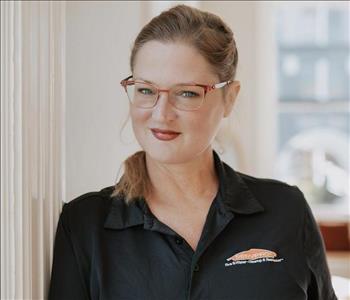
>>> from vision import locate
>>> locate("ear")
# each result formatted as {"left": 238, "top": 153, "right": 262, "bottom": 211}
{"left": 223, "top": 80, "right": 240, "bottom": 118}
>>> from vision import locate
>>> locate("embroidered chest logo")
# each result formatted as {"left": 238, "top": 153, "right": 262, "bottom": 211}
{"left": 225, "top": 248, "right": 284, "bottom": 267}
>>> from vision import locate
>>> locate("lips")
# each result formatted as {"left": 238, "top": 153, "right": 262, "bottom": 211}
{"left": 150, "top": 128, "right": 181, "bottom": 141}
{"left": 151, "top": 128, "right": 180, "bottom": 134}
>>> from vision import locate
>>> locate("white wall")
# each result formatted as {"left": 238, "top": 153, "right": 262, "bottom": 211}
{"left": 66, "top": 1, "right": 145, "bottom": 200}
{"left": 201, "top": 1, "right": 278, "bottom": 176}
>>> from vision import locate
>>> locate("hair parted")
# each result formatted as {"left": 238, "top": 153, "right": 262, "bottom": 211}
{"left": 111, "top": 4, "right": 239, "bottom": 204}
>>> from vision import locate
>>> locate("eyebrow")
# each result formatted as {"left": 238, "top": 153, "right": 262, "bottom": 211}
{"left": 134, "top": 77, "right": 199, "bottom": 86}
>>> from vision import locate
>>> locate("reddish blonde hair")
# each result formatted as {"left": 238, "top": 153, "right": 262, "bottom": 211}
{"left": 111, "top": 4, "right": 238, "bottom": 204}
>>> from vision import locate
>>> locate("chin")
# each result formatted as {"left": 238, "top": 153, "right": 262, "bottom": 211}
{"left": 143, "top": 145, "right": 193, "bottom": 165}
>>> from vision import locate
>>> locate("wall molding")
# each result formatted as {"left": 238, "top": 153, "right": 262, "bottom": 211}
{"left": 1, "top": 1, "right": 66, "bottom": 299}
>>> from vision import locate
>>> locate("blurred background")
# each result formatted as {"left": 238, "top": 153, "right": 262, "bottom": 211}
{"left": 1, "top": 1, "right": 349, "bottom": 299}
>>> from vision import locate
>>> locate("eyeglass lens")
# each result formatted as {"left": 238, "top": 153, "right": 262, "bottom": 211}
{"left": 125, "top": 82, "right": 205, "bottom": 110}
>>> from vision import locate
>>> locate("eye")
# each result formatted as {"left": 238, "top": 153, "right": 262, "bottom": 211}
{"left": 137, "top": 88, "right": 154, "bottom": 95}
{"left": 180, "top": 91, "right": 200, "bottom": 98}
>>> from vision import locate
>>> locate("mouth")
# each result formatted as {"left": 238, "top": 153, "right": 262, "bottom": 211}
{"left": 150, "top": 128, "right": 181, "bottom": 141}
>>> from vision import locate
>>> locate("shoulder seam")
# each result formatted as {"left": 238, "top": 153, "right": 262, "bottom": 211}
{"left": 66, "top": 191, "right": 101, "bottom": 206}
{"left": 65, "top": 186, "right": 114, "bottom": 206}
{"left": 236, "top": 171, "right": 293, "bottom": 187}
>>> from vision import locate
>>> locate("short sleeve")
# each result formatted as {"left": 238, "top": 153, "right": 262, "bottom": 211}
{"left": 48, "top": 203, "right": 90, "bottom": 300}
{"left": 298, "top": 187, "right": 338, "bottom": 300}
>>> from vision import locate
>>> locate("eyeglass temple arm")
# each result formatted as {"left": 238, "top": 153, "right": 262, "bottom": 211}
{"left": 120, "top": 75, "right": 133, "bottom": 86}
{"left": 205, "top": 80, "right": 233, "bottom": 92}
{"left": 213, "top": 80, "right": 233, "bottom": 89}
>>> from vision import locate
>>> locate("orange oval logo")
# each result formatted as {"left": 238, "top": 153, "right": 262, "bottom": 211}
{"left": 226, "top": 248, "right": 277, "bottom": 262}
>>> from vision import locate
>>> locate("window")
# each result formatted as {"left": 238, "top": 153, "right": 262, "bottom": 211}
{"left": 274, "top": 2, "right": 349, "bottom": 219}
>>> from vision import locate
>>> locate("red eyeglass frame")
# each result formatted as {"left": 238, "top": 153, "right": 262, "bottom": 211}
{"left": 120, "top": 75, "right": 234, "bottom": 96}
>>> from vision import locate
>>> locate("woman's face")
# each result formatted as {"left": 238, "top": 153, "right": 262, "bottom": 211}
{"left": 130, "top": 41, "right": 239, "bottom": 164}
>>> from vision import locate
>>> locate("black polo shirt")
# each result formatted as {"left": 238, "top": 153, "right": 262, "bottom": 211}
{"left": 48, "top": 150, "right": 337, "bottom": 300}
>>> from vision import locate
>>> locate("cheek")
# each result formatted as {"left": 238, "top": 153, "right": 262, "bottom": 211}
{"left": 185, "top": 110, "right": 223, "bottom": 143}
{"left": 199, "top": 104, "right": 224, "bottom": 131}
{"left": 130, "top": 108, "right": 150, "bottom": 131}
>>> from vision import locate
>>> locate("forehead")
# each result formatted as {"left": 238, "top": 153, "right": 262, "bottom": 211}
{"left": 133, "top": 41, "right": 218, "bottom": 85}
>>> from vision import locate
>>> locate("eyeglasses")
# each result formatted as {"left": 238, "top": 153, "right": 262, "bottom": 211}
{"left": 120, "top": 75, "right": 234, "bottom": 111}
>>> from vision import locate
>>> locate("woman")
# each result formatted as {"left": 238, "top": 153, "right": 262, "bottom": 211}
{"left": 48, "top": 4, "right": 337, "bottom": 300}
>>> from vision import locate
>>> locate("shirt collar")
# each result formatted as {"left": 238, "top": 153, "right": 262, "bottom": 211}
{"left": 104, "top": 150, "right": 264, "bottom": 230}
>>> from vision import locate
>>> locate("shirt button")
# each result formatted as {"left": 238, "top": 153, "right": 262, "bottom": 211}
{"left": 175, "top": 237, "right": 183, "bottom": 245}
{"left": 194, "top": 264, "right": 199, "bottom": 272}
{"left": 147, "top": 219, "right": 154, "bottom": 227}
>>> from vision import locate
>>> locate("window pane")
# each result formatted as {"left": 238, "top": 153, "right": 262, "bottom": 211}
{"left": 276, "top": 4, "right": 349, "bottom": 102}
{"left": 278, "top": 48, "right": 349, "bottom": 102}
{"left": 275, "top": 3, "right": 349, "bottom": 210}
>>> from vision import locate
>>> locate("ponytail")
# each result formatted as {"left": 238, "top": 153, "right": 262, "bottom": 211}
{"left": 111, "top": 151, "right": 152, "bottom": 204}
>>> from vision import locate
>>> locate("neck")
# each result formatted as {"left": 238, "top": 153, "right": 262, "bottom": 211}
{"left": 145, "top": 147, "right": 219, "bottom": 211}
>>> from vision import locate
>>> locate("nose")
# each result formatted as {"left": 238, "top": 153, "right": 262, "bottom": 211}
{"left": 151, "top": 91, "right": 177, "bottom": 122}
